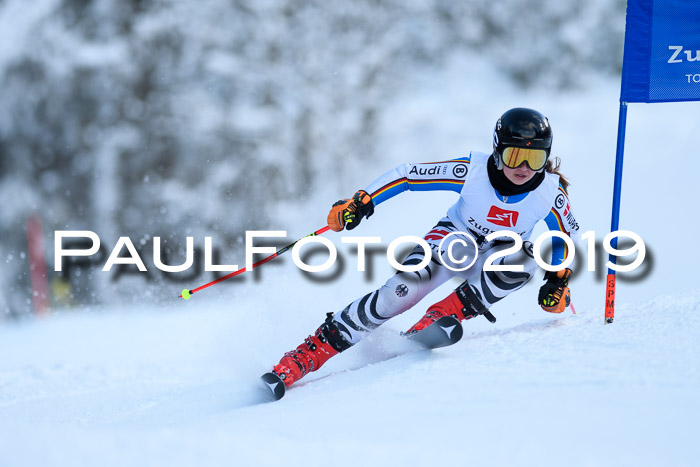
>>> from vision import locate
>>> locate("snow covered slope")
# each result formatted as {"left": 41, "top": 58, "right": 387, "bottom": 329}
{"left": 3, "top": 24, "right": 700, "bottom": 467}
{"left": 1, "top": 288, "right": 699, "bottom": 467}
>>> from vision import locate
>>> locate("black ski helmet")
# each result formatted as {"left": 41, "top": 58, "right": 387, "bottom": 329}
{"left": 493, "top": 108, "right": 553, "bottom": 172}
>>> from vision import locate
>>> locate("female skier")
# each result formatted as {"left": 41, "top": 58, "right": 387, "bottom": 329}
{"left": 267, "top": 107, "right": 580, "bottom": 389}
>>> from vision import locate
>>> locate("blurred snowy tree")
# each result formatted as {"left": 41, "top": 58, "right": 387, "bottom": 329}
{"left": 0, "top": 0, "right": 625, "bottom": 316}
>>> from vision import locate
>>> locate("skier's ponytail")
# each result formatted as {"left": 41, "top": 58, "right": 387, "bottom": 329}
{"left": 546, "top": 157, "right": 570, "bottom": 194}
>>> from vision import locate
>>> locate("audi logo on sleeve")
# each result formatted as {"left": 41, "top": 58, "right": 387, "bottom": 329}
{"left": 486, "top": 206, "right": 520, "bottom": 227}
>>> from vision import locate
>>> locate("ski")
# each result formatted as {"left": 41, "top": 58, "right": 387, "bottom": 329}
{"left": 402, "top": 315, "right": 463, "bottom": 349}
{"left": 260, "top": 316, "right": 463, "bottom": 402}
{"left": 260, "top": 372, "right": 286, "bottom": 401}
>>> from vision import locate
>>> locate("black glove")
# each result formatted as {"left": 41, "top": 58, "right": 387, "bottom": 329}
{"left": 538, "top": 268, "right": 572, "bottom": 313}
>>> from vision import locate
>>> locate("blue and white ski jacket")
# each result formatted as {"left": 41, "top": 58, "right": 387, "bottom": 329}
{"left": 362, "top": 151, "right": 580, "bottom": 266}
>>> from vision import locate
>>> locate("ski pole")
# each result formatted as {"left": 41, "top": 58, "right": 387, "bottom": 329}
{"left": 179, "top": 225, "right": 330, "bottom": 300}
{"left": 570, "top": 300, "right": 577, "bottom": 315}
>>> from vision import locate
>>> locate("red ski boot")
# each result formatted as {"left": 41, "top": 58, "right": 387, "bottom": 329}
{"left": 272, "top": 313, "right": 352, "bottom": 387}
{"left": 405, "top": 282, "right": 495, "bottom": 334}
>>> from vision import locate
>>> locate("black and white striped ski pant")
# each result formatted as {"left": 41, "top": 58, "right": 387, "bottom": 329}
{"left": 333, "top": 217, "right": 539, "bottom": 344}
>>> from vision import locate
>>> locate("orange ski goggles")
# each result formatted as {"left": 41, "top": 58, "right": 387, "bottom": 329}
{"left": 501, "top": 147, "right": 548, "bottom": 171}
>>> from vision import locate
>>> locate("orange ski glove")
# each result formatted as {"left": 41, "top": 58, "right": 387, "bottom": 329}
{"left": 538, "top": 268, "right": 572, "bottom": 313}
{"left": 327, "top": 190, "right": 374, "bottom": 232}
